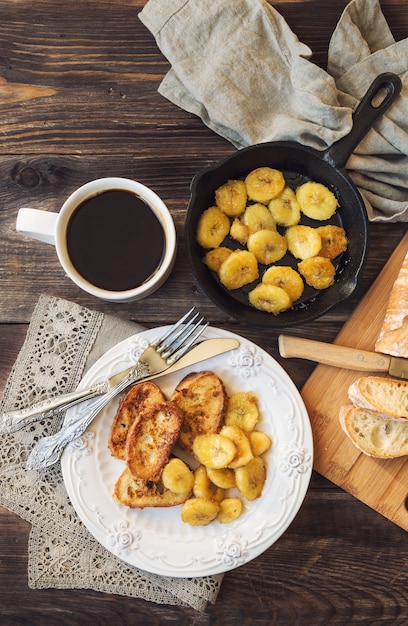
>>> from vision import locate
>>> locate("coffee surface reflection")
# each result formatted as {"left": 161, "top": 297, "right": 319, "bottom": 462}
{"left": 66, "top": 189, "right": 165, "bottom": 291}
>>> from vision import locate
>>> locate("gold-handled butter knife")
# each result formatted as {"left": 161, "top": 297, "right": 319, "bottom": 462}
{"left": 278, "top": 335, "right": 408, "bottom": 379}
{"left": 25, "top": 336, "right": 240, "bottom": 470}
{"left": 1, "top": 337, "right": 239, "bottom": 435}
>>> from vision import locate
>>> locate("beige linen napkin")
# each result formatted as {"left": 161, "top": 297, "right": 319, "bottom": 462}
{"left": 327, "top": 0, "right": 408, "bottom": 221}
{"left": 139, "top": 0, "right": 408, "bottom": 223}
{"left": 0, "top": 295, "right": 222, "bottom": 611}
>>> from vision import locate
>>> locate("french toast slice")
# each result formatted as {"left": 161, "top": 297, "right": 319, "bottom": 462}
{"left": 171, "top": 371, "right": 228, "bottom": 453}
{"left": 125, "top": 401, "right": 184, "bottom": 481}
{"left": 113, "top": 467, "right": 191, "bottom": 508}
{"left": 108, "top": 381, "right": 165, "bottom": 460}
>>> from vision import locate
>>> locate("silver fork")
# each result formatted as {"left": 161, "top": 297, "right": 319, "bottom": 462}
{"left": 26, "top": 308, "right": 208, "bottom": 471}
{"left": 1, "top": 308, "right": 206, "bottom": 435}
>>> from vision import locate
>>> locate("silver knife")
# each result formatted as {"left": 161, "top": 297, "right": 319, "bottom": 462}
{"left": 278, "top": 335, "right": 408, "bottom": 378}
{"left": 1, "top": 337, "right": 239, "bottom": 435}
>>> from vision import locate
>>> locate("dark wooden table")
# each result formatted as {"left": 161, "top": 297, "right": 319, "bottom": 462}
{"left": 1, "top": 1, "right": 408, "bottom": 624}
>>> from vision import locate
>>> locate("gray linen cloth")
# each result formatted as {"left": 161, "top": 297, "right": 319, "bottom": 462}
{"left": 139, "top": 0, "right": 408, "bottom": 223}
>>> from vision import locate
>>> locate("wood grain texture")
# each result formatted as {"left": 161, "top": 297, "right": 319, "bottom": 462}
{"left": 303, "top": 234, "right": 408, "bottom": 531}
{"left": 2, "top": 1, "right": 408, "bottom": 624}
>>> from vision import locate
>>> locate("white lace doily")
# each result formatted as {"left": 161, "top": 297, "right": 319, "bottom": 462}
{"left": 0, "top": 295, "right": 223, "bottom": 611}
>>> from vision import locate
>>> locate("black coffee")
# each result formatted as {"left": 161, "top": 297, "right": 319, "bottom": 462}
{"left": 66, "top": 189, "right": 166, "bottom": 291}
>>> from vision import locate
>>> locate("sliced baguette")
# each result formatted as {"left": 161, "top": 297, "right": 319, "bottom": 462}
{"left": 113, "top": 467, "right": 191, "bottom": 509}
{"left": 108, "top": 381, "right": 165, "bottom": 460}
{"left": 171, "top": 371, "right": 228, "bottom": 453}
{"left": 339, "top": 404, "right": 408, "bottom": 458}
{"left": 375, "top": 249, "right": 408, "bottom": 357}
{"left": 348, "top": 376, "right": 408, "bottom": 420}
{"left": 125, "top": 401, "right": 184, "bottom": 481}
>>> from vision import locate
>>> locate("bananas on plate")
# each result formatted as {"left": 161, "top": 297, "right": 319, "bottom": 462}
{"left": 111, "top": 370, "right": 272, "bottom": 527}
{"left": 181, "top": 387, "right": 271, "bottom": 526}
{"left": 162, "top": 458, "right": 195, "bottom": 494}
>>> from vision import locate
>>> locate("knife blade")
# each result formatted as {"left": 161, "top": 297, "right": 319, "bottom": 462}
{"left": 1, "top": 336, "right": 240, "bottom": 435}
{"left": 278, "top": 335, "right": 408, "bottom": 379}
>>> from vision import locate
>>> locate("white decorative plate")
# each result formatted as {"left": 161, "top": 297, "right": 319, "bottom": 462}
{"left": 61, "top": 326, "right": 313, "bottom": 578}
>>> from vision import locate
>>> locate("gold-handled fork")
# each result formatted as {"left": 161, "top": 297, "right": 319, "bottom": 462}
{"left": 26, "top": 307, "right": 208, "bottom": 471}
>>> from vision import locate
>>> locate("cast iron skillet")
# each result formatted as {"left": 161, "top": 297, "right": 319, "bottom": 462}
{"left": 185, "top": 73, "right": 402, "bottom": 327}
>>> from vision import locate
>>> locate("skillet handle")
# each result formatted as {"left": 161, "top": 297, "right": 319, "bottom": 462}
{"left": 324, "top": 72, "right": 402, "bottom": 169}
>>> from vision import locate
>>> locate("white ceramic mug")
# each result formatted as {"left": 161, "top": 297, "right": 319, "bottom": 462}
{"left": 16, "top": 177, "right": 177, "bottom": 302}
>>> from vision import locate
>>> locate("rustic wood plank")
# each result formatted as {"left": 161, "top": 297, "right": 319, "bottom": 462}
{"left": 0, "top": 0, "right": 404, "bottom": 157}
{"left": 2, "top": 1, "right": 408, "bottom": 623}
{"left": 302, "top": 233, "right": 408, "bottom": 531}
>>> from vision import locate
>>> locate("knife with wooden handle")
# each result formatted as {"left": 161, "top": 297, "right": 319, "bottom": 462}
{"left": 278, "top": 335, "right": 408, "bottom": 379}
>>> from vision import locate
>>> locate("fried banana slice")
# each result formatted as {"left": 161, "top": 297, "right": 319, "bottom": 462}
{"left": 245, "top": 167, "right": 286, "bottom": 203}
{"left": 215, "top": 179, "right": 247, "bottom": 217}
{"left": 230, "top": 217, "right": 249, "bottom": 245}
{"left": 248, "top": 431, "right": 272, "bottom": 456}
{"left": 262, "top": 265, "right": 304, "bottom": 302}
{"left": 235, "top": 456, "right": 266, "bottom": 500}
{"left": 296, "top": 181, "right": 339, "bottom": 220}
{"left": 316, "top": 225, "right": 348, "bottom": 259}
{"left": 220, "top": 425, "right": 254, "bottom": 469}
{"left": 286, "top": 225, "right": 322, "bottom": 260}
{"left": 248, "top": 283, "right": 291, "bottom": 315}
{"left": 181, "top": 497, "right": 220, "bottom": 526}
{"left": 162, "top": 458, "right": 195, "bottom": 494}
{"left": 247, "top": 229, "right": 287, "bottom": 265}
{"left": 219, "top": 249, "right": 259, "bottom": 290}
{"left": 192, "top": 433, "right": 237, "bottom": 469}
{"left": 196, "top": 206, "right": 230, "bottom": 249}
{"left": 203, "top": 247, "right": 232, "bottom": 272}
{"left": 225, "top": 391, "right": 259, "bottom": 432}
{"left": 298, "top": 256, "right": 336, "bottom": 289}
{"left": 193, "top": 464, "right": 225, "bottom": 502}
{"left": 206, "top": 466, "right": 236, "bottom": 489}
{"left": 217, "top": 497, "right": 243, "bottom": 524}
{"left": 268, "top": 186, "right": 301, "bottom": 226}
{"left": 241, "top": 203, "right": 276, "bottom": 235}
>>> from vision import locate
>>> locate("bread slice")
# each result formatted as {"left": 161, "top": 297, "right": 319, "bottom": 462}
{"left": 113, "top": 467, "right": 191, "bottom": 509}
{"left": 108, "top": 381, "right": 165, "bottom": 460}
{"left": 375, "top": 249, "right": 408, "bottom": 357}
{"left": 125, "top": 401, "right": 183, "bottom": 481}
{"left": 171, "top": 371, "right": 228, "bottom": 453}
{"left": 339, "top": 404, "right": 408, "bottom": 458}
{"left": 348, "top": 376, "right": 408, "bottom": 419}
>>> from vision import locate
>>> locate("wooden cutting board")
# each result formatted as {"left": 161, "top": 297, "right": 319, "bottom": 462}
{"left": 302, "top": 231, "right": 408, "bottom": 531}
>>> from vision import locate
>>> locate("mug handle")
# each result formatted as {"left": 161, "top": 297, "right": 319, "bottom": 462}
{"left": 16, "top": 208, "right": 58, "bottom": 245}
